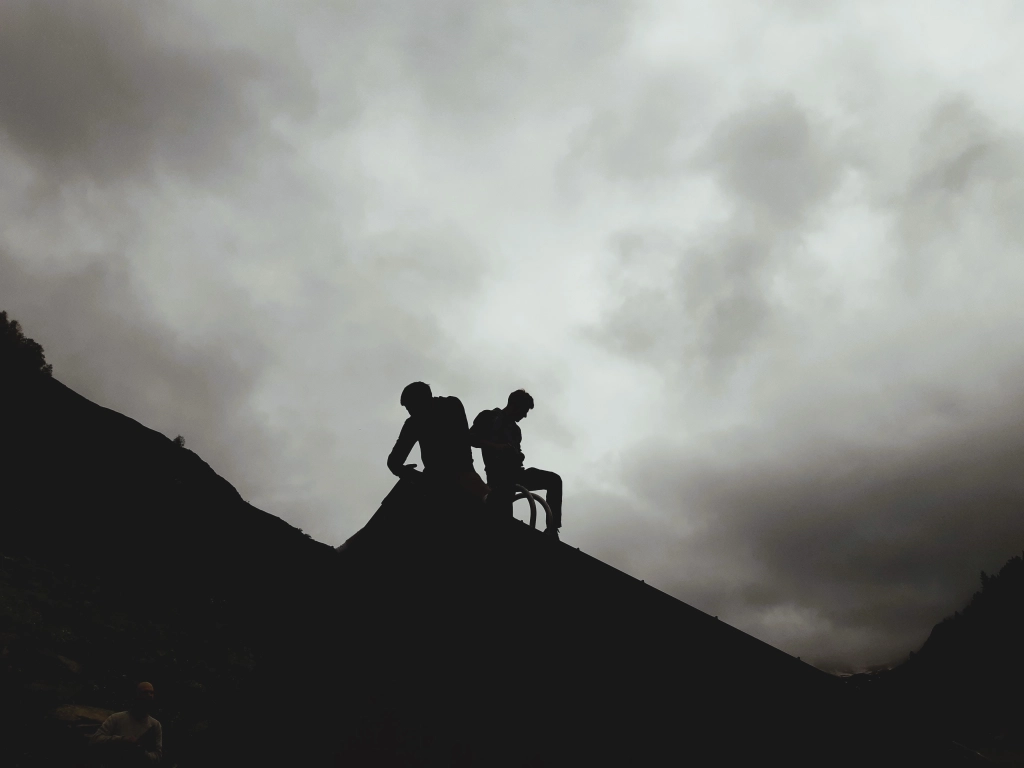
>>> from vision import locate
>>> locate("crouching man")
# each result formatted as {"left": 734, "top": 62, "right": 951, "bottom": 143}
{"left": 90, "top": 681, "right": 162, "bottom": 765}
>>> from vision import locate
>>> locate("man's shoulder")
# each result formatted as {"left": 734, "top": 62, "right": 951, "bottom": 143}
{"left": 101, "top": 711, "right": 131, "bottom": 729}
{"left": 471, "top": 407, "right": 501, "bottom": 427}
{"left": 437, "top": 395, "right": 468, "bottom": 409}
{"left": 434, "top": 395, "right": 469, "bottom": 417}
{"left": 147, "top": 716, "right": 162, "bottom": 730}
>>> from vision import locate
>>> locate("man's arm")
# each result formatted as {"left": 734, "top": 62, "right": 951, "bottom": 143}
{"left": 471, "top": 436, "right": 509, "bottom": 451}
{"left": 141, "top": 720, "right": 162, "bottom": 763}
{"left": 89, "top": 714, "right": 122, "bottom": 745}
{"left": 386, "top": 418, "right": 418, "bottom": 477}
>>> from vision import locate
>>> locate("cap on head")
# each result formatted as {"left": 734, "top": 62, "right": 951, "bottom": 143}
{"left": 401, "top": 381, "right": 432, "bottom": 411}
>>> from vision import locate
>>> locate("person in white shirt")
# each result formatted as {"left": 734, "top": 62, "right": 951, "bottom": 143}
{"left": 90, "top": 681, "right": 163, "bottom": 765}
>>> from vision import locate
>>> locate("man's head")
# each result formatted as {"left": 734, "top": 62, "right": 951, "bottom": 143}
{"left": 401, "top": 381, "right": 433, "bottom": 418}
{"left": 506, "top": 389, "right": 534, "bottom": 422}
{"left": 131, "top": 682, "right": 154, "bottom": 716}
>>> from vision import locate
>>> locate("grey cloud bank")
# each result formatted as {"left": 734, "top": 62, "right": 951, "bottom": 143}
{"left": 2, "top": 1, "right": 1024, "bottom": 669}
{"left": 0, "top": 252, "right": 277, "bottom": 497}
{"left": 584, "top": 73, "right": 1024, "bottom": 667}
{"left": 0, "top": 0, "right": 288, "bottom": 185}
{"left": 579, "top": 395, "right": 1024, "bottom": 669}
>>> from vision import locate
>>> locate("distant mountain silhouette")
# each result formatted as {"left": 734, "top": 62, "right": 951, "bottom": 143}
{"left": 0, "top": 360, "right": 980, "bottom": 765}
{"left": 856, "top": 553, "right": 1024, "bottom": 760}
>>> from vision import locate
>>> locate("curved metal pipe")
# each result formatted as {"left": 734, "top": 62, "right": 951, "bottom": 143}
{"left": 512, "top": 484, "right": 552, "bottom": 530}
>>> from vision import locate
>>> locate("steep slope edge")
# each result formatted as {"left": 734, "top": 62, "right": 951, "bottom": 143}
{"left": 1, "top": 372, "right": 968, "bottom": 766}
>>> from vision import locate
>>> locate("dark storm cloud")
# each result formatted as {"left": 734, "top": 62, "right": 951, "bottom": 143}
{"left": 585, "top": 402, "right": 1024, "bottom": 669}
{"left": 0, "top": 251, "right": 277, "bottom": 499}
{"left": 0, "top": 0, "right": 311, "bottom": 184}
{"left": 594, "top": 94, "right": 843, "bottom": 378}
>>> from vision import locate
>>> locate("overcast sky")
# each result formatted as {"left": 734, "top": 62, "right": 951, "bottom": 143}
{"left": 3, "top": 0, "right": 1024, "bottom": 671}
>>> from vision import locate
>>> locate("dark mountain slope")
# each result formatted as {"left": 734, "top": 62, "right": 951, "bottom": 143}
{"left": 1, "top": 371, "right": 335, "bottom": 765}
{"left": 1, "top": 370, "right": 971, "bottom": 765}
{"left": 863, "top": 552, "right": 1024, "bottom": 759}
{"left": 264, "top": 482, "right": 964, "bottom": 766}
{"left": 1, "top": 369, "right": 335, "bottom": 666}
{"left": 2, "top": 370, "right": 325, "bottom": 563}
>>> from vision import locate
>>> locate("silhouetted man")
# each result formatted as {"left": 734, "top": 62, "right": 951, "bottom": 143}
{"left": 470, "top": 389, "right": 562, "bottom": 539}
{"left": 90, "top": 681, "right": 162, "bottom": 765}
{"left": 388, "top": 381, "right": 488, "bottom": 504}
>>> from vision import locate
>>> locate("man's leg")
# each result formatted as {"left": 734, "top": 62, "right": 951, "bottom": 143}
{"left": 455, "top": 468, "right": 490, "bottom": 506}
{"left": 484, "top": 472, "right": 515, "bottom": 519}
{"left": 518, "top": 467, "right": 562, "bottom": 533}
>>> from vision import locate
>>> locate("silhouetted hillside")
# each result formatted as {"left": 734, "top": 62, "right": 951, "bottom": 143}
{"left": 0, "top": 366, "right": 336, "bottom": 766}
{"left": 0, "top": 311, "right": 52, "bottom": 377}
{"left": 0, "top": 327, "right": 979, "bottom": 765}
{"left": 872, "top": 552, "right": 1024, "bottom": 759}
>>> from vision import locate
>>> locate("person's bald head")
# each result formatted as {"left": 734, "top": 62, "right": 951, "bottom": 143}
{"left": 131, "top": 681, "right": 155, "bottom": 715}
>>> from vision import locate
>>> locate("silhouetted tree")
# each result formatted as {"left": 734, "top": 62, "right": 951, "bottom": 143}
{"left": 173, "top": 435, "right": 186, "bottom": 449}
{"left": 0, "top": 311, "right": 53, "bottom": 377}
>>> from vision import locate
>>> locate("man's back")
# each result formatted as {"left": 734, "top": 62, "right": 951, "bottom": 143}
{"left": 412, "top": 396, "right": 474, "bottom": 474}
{"left": 471, "top": 408, "right": 523, "bottom": 476}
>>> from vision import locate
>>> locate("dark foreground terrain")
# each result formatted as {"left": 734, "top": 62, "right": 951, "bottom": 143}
{"left": 1, "top": 370, "right": 1014, "bottom": 765}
